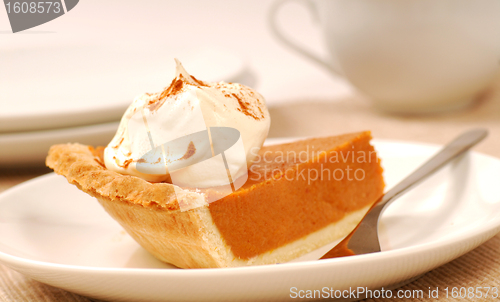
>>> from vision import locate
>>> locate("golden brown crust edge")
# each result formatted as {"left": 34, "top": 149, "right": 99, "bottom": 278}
{"left": 46, "top": 143, "right": 230, "bottom": 268}
{"left": 46, "top": 143, "right": 180, "bottom": 210}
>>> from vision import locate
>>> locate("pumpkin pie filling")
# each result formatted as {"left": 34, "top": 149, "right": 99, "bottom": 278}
{"left": 207, "top": 131, "right": 384, "bottom": 259}
{"left": 91, "top": 131, "right": 384, "bottom": 261}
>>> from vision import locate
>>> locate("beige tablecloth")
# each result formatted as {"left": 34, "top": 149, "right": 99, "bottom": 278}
{"left": 1, "top": 79, "right": 500, "bottom": 301}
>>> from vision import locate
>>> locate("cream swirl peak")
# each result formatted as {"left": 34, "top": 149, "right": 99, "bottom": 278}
{"left": 104, "top": 59, "right": 270, "bottom": 190}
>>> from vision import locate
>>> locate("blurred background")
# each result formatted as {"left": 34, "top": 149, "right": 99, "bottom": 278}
{"left": 2, "top": 0, "right": 499, "bottom": 168}
{"left": 0, "top": 0, "right": 353, "bottom": 167}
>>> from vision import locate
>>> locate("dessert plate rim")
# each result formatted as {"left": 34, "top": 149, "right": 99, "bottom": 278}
{"left": 0, "top": 121, "right": 119, "bottom": 167}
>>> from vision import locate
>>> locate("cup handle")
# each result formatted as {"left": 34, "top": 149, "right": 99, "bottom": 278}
{"left": 269, "top": 0, "right": 342, "bottom": 76}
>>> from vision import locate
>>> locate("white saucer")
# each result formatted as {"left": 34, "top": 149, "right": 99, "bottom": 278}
{"left": 0, "top": 139, "right": 499, "bottom": 301}
{"left": 1, "top": 46, "right": 246, "bottom": 133}
{"left": 0, "top": 121, "right": 119, "bottom": 166}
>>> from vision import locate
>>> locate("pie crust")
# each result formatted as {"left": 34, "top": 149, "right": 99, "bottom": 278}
{"left": 46, "top": 131, "right": 384, "bottom": 268}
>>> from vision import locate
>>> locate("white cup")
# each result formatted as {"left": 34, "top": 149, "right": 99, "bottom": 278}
{"left": 270, "top": 0, "right": 500, "bottom": 114}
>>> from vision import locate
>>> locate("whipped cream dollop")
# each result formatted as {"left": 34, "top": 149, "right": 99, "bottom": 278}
{"left": 104, "top": 59, "right": 270, "bottom": 189}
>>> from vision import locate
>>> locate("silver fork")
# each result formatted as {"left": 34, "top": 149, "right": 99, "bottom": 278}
{"left": 320, "top": 128, "right": 488, "bottom": 259}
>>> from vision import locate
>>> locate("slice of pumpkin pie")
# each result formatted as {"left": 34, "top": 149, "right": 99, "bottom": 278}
{"left": 46, "top": 131, "right": 384, "bottom": 268}
{"left": 46, "top": 60, "right": 384, "bottom": 268}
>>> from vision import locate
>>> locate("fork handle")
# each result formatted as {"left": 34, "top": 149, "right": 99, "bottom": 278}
{"left": 380, "top": 128, "right": 488, "bottom": 209}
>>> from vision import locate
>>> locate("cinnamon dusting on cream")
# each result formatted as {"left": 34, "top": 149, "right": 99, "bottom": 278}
{"left": 147, "top": 62, "right": 209, "bottom": 112}
{"left": 232, "top": 93, "right": 263, "bottom": 120}
{"left": 120, "top": 159, "right": 133, "bottom": 169}
{"left": 103, "top": 58, "right": 270, "bottom": 185}
{"left": 179, "top": 141, "right": 196, "bottom": 160}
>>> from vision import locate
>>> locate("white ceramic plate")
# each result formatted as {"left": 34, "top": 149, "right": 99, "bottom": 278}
{"left": 1, "top": 46, "right": 246, "bottom": 133}
{"left": 0, "top": 139, "right": 499, "bottom": 302}
{"left": 0, "top": 121, "right": 119, "bottom": 167}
